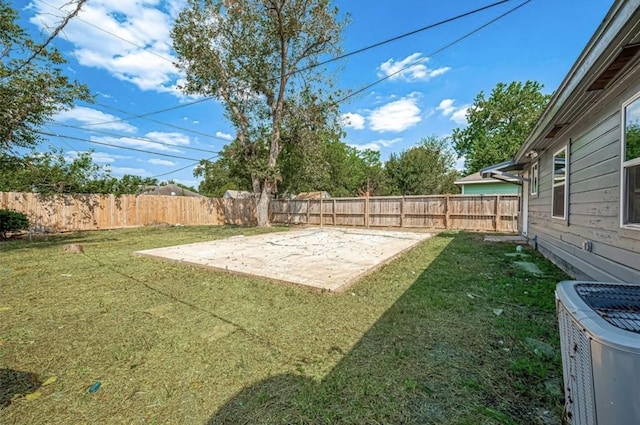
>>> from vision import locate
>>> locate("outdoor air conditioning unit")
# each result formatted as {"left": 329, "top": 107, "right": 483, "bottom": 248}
{"left": 556, "top": 281, "right": 640, "bottom": 425}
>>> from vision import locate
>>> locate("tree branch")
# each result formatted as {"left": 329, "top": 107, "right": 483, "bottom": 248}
{"left": 10, "top": 0, "right": 86, "bottom": 75}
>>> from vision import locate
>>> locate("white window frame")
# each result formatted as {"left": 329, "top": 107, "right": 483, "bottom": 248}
{"left": 530, "top": 161, "right": 539, "bottom": 196}
{"left": 620, "top": 92, "right": 640, "bottom": 229}
{"left": 552, "top": 146, "right": 568, "bottom": 220}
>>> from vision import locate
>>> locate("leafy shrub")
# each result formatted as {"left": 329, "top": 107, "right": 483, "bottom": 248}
{"left": 0, "top": 209, "right": 30, "bottom": 239}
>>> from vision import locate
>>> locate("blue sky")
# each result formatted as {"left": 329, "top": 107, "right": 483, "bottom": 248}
{"left": 15, "top": 0, "right": 612, "bottom": 188}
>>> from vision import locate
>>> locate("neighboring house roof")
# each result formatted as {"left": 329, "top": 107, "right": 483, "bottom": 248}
{"left": 143, "top": 184, "right": 204, "bottom": 198}
{"left": 223, "top": 190, "right": 252, "bottom": 199}
{"left": 294, "top": 191, "right": 331, "bottom": 200}
{"left": 454, "top": 171, "right": 519, "bottom": 185}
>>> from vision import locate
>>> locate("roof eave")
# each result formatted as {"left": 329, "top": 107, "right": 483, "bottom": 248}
{"left": 515, "top": 0, "right": 638, "bottom": 162}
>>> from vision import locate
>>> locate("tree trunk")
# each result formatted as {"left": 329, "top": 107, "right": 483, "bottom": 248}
{"left": 256, "top": 180, "right": 271, "bottom": 227}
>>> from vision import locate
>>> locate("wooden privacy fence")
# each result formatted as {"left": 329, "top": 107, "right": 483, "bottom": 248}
{"left": 1, "top": 192, "right": 519, "bottom": 233}
{"left": 0, "top": 192, "right": 256, "bottom": 232}
{"left": 270, "top": 195, "right": 520, "bottom": 232}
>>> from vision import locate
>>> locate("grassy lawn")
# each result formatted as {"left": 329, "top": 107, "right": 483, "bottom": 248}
{"left": 1, "top": 226, "right": 567, "bottom": 424}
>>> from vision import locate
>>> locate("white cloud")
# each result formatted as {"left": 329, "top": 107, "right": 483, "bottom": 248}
{"left": 54, "top": 107, "right": 137, "bottom": 133}
{"left": 148, "top": 158, "right": 177, "bottom": 166}
{"left": 28, "top": 0, "right": 185, "bottom": 96}
{"left": 348, "top": 137, "right": 402, "bottom": 152}
{"left": 145, "top": 131, "right": 191, "bottom": 148}
{"left": 437, "top": 99, "right": 456, "bottom": 116}
{"left": 66, "top": 150, "right": 132, "bottom": 164}
{"left": 341, "top": 113, "right": 365, "bottom": 130}
{"left": 454, "top": 156, "right": 466, "bottom": 171}
{"left": 110, "top": 166, "right": 149, "bottom": 176}
{"left": 437, "top": 99, "right": 470, "bottom": 125}
{"left": 378, "top": 53, "right": 450, "bottom": 82}
{"left": 373, "top": 138, "right": 403, "bottom": 148}
{"left": 428, "top": 67, "right": 450, "bottom": 78}
{"left": 348, "top": 143, "right": 381, "bottom": 152}
{"left": 90, "top": 131, "right": 189, "bottom": 153}
{"left": 215, "top": 131, "right": 234, "bottom": 141}
{"left": 369, "top": 95, "right": 422, "bottom": 132}
{"left": 451, "top": 107, "right": 469, "bottom": 125}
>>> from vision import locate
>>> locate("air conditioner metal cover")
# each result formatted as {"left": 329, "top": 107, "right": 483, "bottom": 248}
{"left": 556, "top": 281, "right": 640, "bottom": 353}
{"left": 556, "top": 281, "right": 640, "bottom": 425}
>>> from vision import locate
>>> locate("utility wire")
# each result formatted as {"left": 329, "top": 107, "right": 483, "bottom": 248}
{"left": 148, "top": 157, "right": 215, "bottom": 179}
{"left": 37, "top": 0, "right": 176, "bottom": 65}
{"left": 338, "top": 0, "right": 532, "bottom": 104}
{"left": 35, "top": 130, "right": 203, "bottom": 161}
{"left": 76, "top": 98, "right": 213, "bottom": 127}
{"left": 35, "top": 0, "right": 527, "bottom": 184}
{"left": 48, "top": 122, "right": 221, "bottom": 154}
{"left": 41, "top": 123, "right": 219, "bottom": 179}
{"left": 291, "top": 0, "right": 512, "bottom": 77}
{"left": 88, "top": 102, "right": 234, "bottom": 142}
{"left": 56, "top": 0, "right": 516, "bottom": 126}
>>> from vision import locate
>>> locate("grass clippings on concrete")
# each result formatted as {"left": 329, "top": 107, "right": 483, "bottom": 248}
{"left": 1, "top": 226, "right": 567, "bottom": 424}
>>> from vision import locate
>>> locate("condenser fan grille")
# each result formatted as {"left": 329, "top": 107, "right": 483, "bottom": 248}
{"left": 575, "top": 283, "right": 640, "bottom": 334}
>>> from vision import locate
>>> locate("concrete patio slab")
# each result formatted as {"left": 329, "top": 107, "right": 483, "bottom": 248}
{"left": 135, "top": 227, "right": 433, "bottom": 292}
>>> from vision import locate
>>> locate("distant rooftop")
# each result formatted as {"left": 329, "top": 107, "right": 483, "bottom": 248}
{"left": 143, "top": 184, "right": 204, "bottom": 198}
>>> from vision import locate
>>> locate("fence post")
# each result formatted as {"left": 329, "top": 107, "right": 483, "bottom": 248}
{"left": 365, "top": 196, "right": 369, "bottom": 228}
{"left": 333, "top": 199, "right": 337, "bottom": 226}
{"left": 320, "top": 198, "right": 323, "bottom": 227}
{"left": 400, "top": 196, "right": 404, "bottom": 227}
{"left": 306, "top": 199, "right": 310, "bottom": 224}
{"left": 495, "top": 195, "right": 501, "bottom": 231}
{"left": 445, "top": 195, "right": 450, "bottom": 230}
{"left": 287, "top": 200, "right": 291, "bottom": 224}
{"left": 109, "top": 194, "right": 115, "bottom": 228}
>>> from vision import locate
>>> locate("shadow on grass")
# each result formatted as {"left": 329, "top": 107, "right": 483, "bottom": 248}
{"left": 0, "top": 232, "right": 99, "bottom": 253}
{"left": 0, "top": 369, "right": 41, "bottom": 408}
{"left": 207, "top": 233, "right": 564, "bottom": 425}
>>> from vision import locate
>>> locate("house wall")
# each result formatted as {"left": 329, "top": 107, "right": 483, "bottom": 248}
{"left": 526, "top": 82, "right": 640, "bottom": 283}
{"left": 461, "top": 183, "right": 520, "bottom": 195}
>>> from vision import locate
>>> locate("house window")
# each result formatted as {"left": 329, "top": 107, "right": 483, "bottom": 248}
{"left": 622, "top": 95, "right": 640, "bottom": 225}
{"left": 552, "top": 147, "right": 567, "bottom": 219}
{"left": 530, "top": 161, "right": 539, "bottom": 195}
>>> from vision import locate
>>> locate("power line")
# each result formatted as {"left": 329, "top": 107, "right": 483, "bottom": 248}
{"left": 291, "top": 0, "right": 513, "bottom": 77}
{"left": 338, "top": 0, "right": 532, "bottom": 104}
{"left": 89, "top": 102, "right": 234, "bottom": 142}
{"left": 78, "top": 97, "right": 213, "bottom": 127}
{"left": 35, "top": 130, "right": 204, "bottom": 161}
{"left": 149, "top": 157, "right": 215, "bottom": 179}
{"left": 58, "top": 0, "right": 516, "bottom": 126}
{"left": 48, "top": 122, "right": 221, "bottom": 154}
{"left": 37, "top": 0, "right": 176, "bottom": 65}
{"left": 39, "top": 126, "right": 219, "bottom": 180}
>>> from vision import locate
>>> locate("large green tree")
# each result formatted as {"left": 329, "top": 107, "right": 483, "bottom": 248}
{"left": 194, "top": 140, "right": 253, "bottom": 197}
{"left": 172, "top": 0, "right": 347, "bottom": 226}
{"left": 451, "top": 81, "right": 550, "bottom": 174}
{"left": 1, "top": 1, "right": 91, "bottom": 153}
{"left": 385, "top": 136, "right": 460, "bottom": 195}
{"left": 196, "top": 138, "right": 389, "bottom": 198}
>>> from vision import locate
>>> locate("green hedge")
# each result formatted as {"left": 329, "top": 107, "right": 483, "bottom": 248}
{"left": 0, "top": 209, "right": 30, "bottom": 239}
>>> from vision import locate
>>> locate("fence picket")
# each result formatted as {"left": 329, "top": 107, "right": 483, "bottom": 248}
{"left": 1, "top": 192, "right": 519, "bottom": 233}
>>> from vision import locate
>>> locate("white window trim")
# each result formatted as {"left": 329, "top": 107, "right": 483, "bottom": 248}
{"left": 552, "top": 146, "right": 568, "bottom": 220}
{"left": 620, "top": 92, "right": 640, "bottom": 229}
{"left": 530, "top": 161, "right": 539, "bottom": 196}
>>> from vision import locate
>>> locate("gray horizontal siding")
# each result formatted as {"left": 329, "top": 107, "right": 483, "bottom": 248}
{"left": 534, "top": 233, "right": 640, "bottom": 283}
{"left": 525, "top": 86, "right": 640, "bottom": 282}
